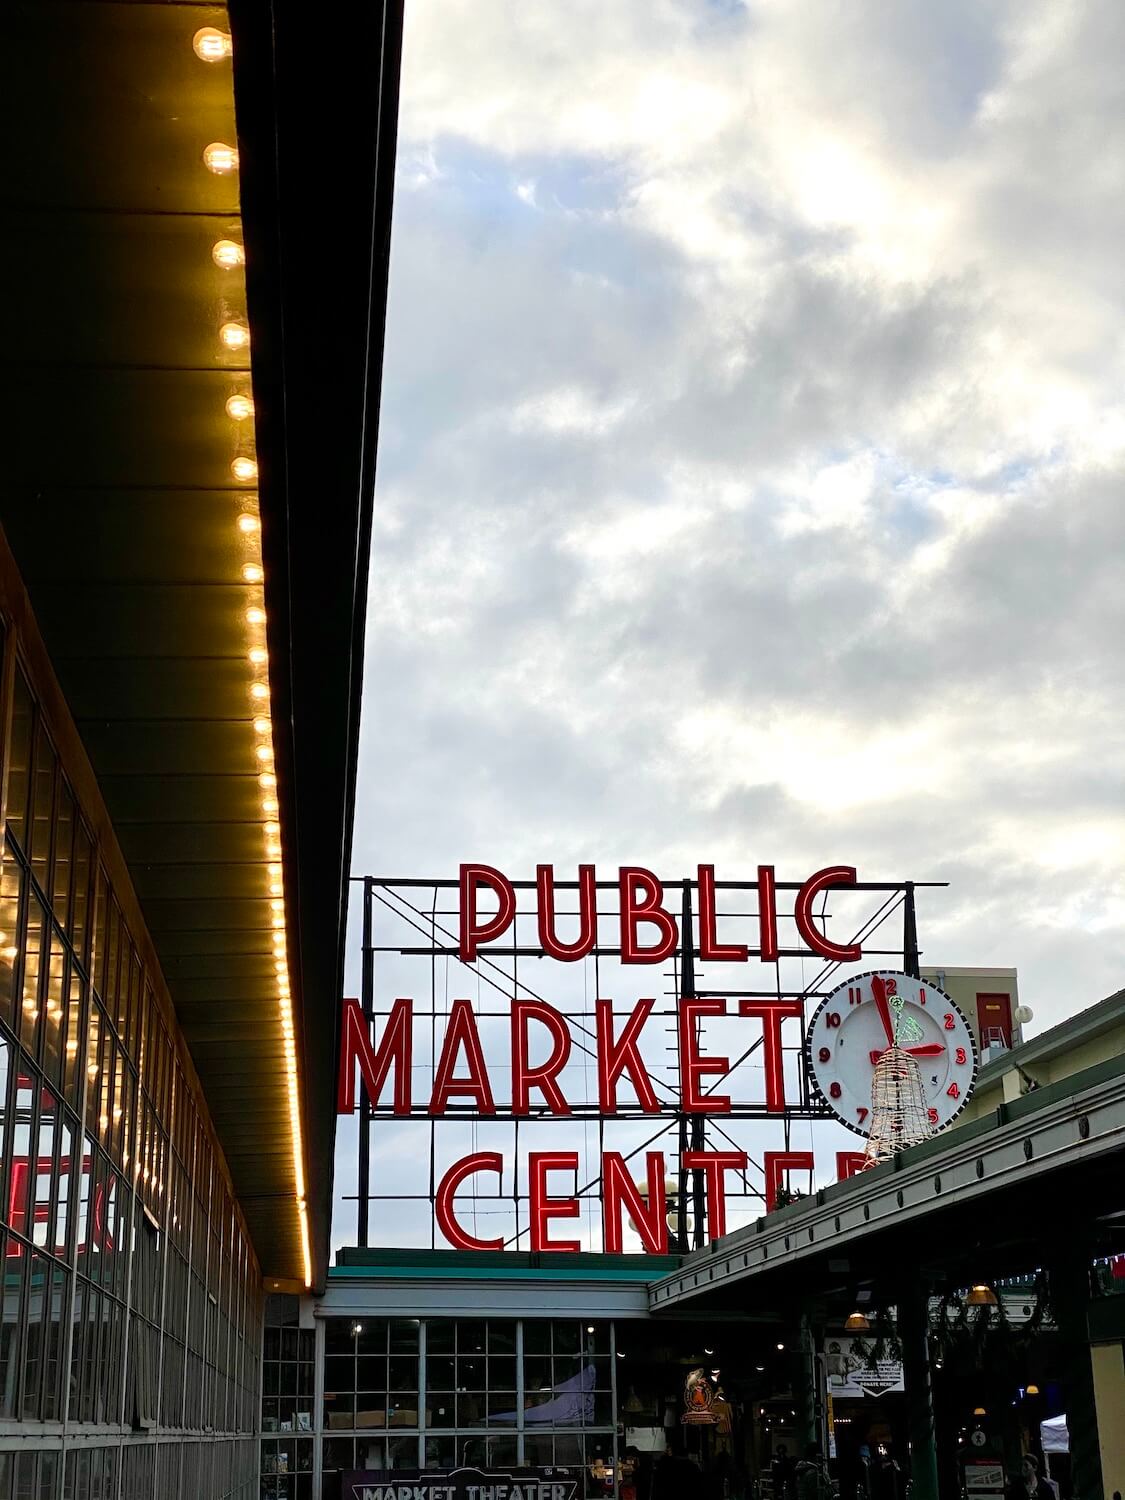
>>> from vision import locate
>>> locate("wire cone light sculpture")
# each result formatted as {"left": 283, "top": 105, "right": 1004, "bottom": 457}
{"left": 863, "top": 991, "right": 934, "bottom": 1167}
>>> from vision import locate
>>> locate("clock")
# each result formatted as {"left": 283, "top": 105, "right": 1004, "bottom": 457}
{"left": 806, "top": 970, "right": 977, "bottom": 1136}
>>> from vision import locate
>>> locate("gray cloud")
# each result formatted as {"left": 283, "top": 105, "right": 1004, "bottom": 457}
{"left": 337, "top": 0, "right": 1125, "bottom": 1249}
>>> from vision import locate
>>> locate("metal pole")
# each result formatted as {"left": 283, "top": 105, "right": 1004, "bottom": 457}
{"left": 1050, "top": 1244, "right": 1104, "bottom": 1500}
{"left": 357, "top": 875, "right": 375, "bottom": 1247}
{"left": 898, "top": 1275, "right": 939, "bottom": 1500}
{"left": 903, "top": 882, "right": 920, "bottom": 979}
{"left": 681, "top": 883, "right": 707, "bottom": 1249}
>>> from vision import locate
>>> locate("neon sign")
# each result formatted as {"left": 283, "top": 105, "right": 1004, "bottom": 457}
{"left": 339, "top": 864, "right": 938, "bottom": 1253}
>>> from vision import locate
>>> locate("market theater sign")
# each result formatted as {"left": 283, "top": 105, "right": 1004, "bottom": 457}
{"left": 337, "top": 863, "right": 965, "bottom": 1251}
{"left": 343, "top": 1469, "right": 579, "bottom": 1500}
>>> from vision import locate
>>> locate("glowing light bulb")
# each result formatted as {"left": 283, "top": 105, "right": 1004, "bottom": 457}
{"left": 212, "top": 238, "right": 244, "bottom": 269}
{"left": 231, "top": 456, "right": 258, "bottom": 482}
{"left": 246, "top": 606, "right": 266, "bottom": 625}
{"left": 220, "top": 321, "right": 249, "bottom": 351}
{"left": 271, "top": 913, "right": 285, "bottom": 929}
{"left": 265, "top": 820, "right": 280, "bottom": 837}
{"left": 193, "top": 27, "right": 233, "bottom": 61}
{"left": 250, "top": 682, "right": 270, "bottom": 701}
{"left": 242, "top": 563, "right": 263, "bottom": 583}
{"left": 227, "top": 392, "right": 255, "bottom": 420}
{"left": 256, "top": 745, "right": 273, "bottom": 763}
{"left": 253, "top": 717, "right": 271, "bottom": 735}
{"left": 262, "top": 797, "right": 279, "bottom": 815}
{"left": 270, "top": 898, "right": 284, "bottom": 911}
{"left": 269, "top": 863, "right": 282, "bottom": 877}
{"left": 259, "top": 773, "right": 277, "bottom": 789}
{"left": 270, "top": 881, "right": 283, "bottom": 896}
{"left": 237, "top": 513, "right": 260, "bottom": 535}
{"left": 248, "top": 646, "right": 268, "bottom": 666}
{"left": 203, "top": 142, "right": 239, "bottom": 174}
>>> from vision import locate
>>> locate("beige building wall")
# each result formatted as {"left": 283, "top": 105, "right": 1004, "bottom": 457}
{"left": 1092, "top": 1343, "right": 1125, "bottom": 1499}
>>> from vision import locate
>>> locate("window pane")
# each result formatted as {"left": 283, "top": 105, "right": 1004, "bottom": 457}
{"left": 389, "top": 1318, "right": 420, "bottom": 1354}
{"left": 487, "top": 1321, "right": 516, "bottom": 1355}
{"left": 20, "top": 895, "right": 45, "bottom": 1056}
{"left": 29, "top": 723, "right": 56, "bottom": 888}
{"left": 425, "top": 1320, "right": 453, "bottom": 1355}
{"left": 6, "top": 674, "right": 34, "bottom": 850}
{"left": 427, "top": 1393, "right": 455, "bottom": 1429}
{"left": 53, "top": 782, "right": 74, "bottom": 934}
{"left": 0, "top": 852, "right": 23, "bottom": 1032}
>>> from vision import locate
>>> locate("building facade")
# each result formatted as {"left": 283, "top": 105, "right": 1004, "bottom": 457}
{"left": 0, "top": 0, "right": 404, "bottom": 1494}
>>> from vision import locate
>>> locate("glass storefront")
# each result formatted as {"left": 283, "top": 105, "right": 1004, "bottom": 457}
{"left": 261, "top": 1310, "right": 618, "bottom": 1500}
{"left": 0, "top": 623, "right": 261, "bottom": 1496}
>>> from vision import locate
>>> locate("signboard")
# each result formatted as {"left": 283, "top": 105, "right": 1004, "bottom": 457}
{"left": 963, "top": 1460, "right": 1005, "bottom": 1495}
{"left": 340, "top": 865, "right": 956, "bottom": 1250}
{"left": 824, "top": 1338, "right": 905, "bottom": 1398}
{"left": 342, "top": 1468, "right": 579, "bottom": 1500}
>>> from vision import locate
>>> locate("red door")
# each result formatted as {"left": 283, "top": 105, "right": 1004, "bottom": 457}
{"left": 976, "top": 993, "right": 1012, "bottom": 1049}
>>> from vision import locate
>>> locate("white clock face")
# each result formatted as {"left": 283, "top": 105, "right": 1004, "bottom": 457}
{"left": 806, "top": 970, "right": 977, "bottom": 1136}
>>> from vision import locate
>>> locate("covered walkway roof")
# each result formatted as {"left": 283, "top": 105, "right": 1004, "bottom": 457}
{"left": 648, "top": 1045, "right": 1125, "bottom": 1317}
{"left": 0, "top": 0, "right": 403, "bottom": 1289}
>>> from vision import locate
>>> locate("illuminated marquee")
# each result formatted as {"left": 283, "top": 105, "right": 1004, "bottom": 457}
{"left": 339, "top": 864, "right": 937, "bottom": 1252}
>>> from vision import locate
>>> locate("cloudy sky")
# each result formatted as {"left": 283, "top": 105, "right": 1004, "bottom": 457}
{"left": 335, "top": 0, "right": 1125, "bottom": 1247}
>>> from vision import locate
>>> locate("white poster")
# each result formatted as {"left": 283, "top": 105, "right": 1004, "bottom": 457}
{"left": 823, "top": 1338, "right": 905, "bottom": 1398}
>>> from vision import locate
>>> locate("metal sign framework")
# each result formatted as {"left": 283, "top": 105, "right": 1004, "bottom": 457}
{"left": 345, "top": 874, "right": 944, "bottom": 1253}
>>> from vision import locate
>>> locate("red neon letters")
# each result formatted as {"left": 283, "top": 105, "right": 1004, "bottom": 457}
{"left": 678, "top": 998, "right": 731, "bottom": 1113}
{"left": 337, "top": 996, "right": 412, "bottom": 1114}
{"left": 595, "top": 998, "right": 660, "bottom": 1113}
{"left": 434, "top": 1153, "right": 504, "bottom": 1251}
{"left": 537, "top": 863, "right": 597, "bottom": 960}
{"left": 618, "top": 867, "right": 678, "bottom": 963}
{"left": 794, "top": 866, "right": 862, "bottom": 962}
{"left": 459, "top": 864, "right": 517, "bottom": 962}
{"left": 737, "top": 1000, "right": 804, "bottom": 1113}
{"left": 512, "top": 1000, "right": 572, "bottom": 1115}
{"left": 529, "top": 1152, "right": 581, "bottom": 1252}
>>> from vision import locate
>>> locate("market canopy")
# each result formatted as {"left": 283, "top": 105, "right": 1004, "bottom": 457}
{"left": 0, "top": 0, "right": 403, "bottom": 1288}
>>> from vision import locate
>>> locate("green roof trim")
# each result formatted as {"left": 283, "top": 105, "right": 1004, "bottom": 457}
{"left": 330, "top": 1247, "right": 683, "bottom": 1283}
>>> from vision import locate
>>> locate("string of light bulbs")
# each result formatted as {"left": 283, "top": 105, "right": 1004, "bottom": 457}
{"left": 197, "top": 23, "right": 311, "bottom": 1289}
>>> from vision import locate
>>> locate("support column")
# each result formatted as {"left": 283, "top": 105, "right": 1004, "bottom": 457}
{"left": 796, "top": 1313, "right": 818, "bottom": 1456}
{"left": 1050, "top": 1248, "right": 1104, "bottom": 1500}
{"left": 898, "top": 1279, "right": 939, "bottom": 1500}
{"left": 1091, "top": 1344, "right": 1125, "bottom": 1499}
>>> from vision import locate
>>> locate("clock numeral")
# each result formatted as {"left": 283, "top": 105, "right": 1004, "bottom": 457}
{"left": 825, "top": 1012, "right": 842, "bottom": 1029}
{"left": 818, "top": 1047, "right": 831, "bottom": 1064}
{"left": 885, "top": 977, "right": 898, "bottom": 995}
{"left": 927, "top": 1108, "right": 939, "bottom": 1125}
{"left": 848, "top": 987, "right": 862, "bottom": 1006}
{"left": 829, "top": 1082, "right": 842, "bottom": 1100}
{"left": 943, "top": 1013, "right": 956, "bottom": 1030}
{"left": 947, "top": 1083, "right": 960, "bottom": 1100}
{"left": 856, "top": 1107, "right": 869, "bottom": 1125}
{"left": 955, "top": 1047, "right": 967, "bottom": 1065}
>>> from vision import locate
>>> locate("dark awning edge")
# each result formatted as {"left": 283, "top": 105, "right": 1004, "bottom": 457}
{"left": 229, "top": 0, "right": 406, "bottom": 1292}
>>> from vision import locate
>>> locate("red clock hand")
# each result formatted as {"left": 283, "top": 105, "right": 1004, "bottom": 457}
{"left": 871, "top": 975, "right": 895, "bottom": 1047}
{"left": 905, "top": 1044, "right": 946, "bottom": 1057}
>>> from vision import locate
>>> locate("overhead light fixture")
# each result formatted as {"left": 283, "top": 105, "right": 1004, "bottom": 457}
{"left": 966, "top": 1285, "right": 999, "bottom": 1307}
{"left": 203, "top": 142, "right": 239, "bottom": 174}
{"left": 776, "top": 1342, "right": 785, "bottom": 1352}
{"left": 1025, "top": 1384, "right": 1040, "bottom": 1396}
{"left": 220, "top": 321, "right": 250, "bottom": 351}
{"left": 212, "top": 239, "right": 245, "bottom": 270}
{"left": 193, "top": 27, "right": 233, "bottom": 62}
{"left": 844, "top": 1311, "right": 870, "bottom": 1331}
{"left": 973, "top": 1407, "right": 987, "bottom": 1416}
